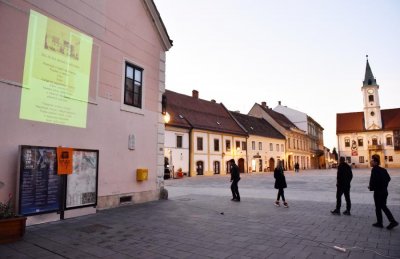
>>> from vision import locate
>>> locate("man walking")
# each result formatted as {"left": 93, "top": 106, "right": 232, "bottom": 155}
{"left": 369, "top": 155, "right": 398, "bottom": 230}
{"left": 331, "top": 157, "right": 353, "bottom": 215}
{"left": 230, "top": 159, "right": 240, "bottom": 202}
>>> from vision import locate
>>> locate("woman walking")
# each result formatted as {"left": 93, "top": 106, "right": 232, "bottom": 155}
{"left": 274, "top": 160, "right": 288, "bottom": 208}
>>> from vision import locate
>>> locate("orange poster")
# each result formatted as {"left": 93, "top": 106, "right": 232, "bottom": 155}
{"left": 57, "top": 147, "right": 73, "bottom": 174}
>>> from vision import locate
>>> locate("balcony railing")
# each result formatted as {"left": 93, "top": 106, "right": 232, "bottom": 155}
{"left": 368, "top": 144, "right": 382, "bottom": 150}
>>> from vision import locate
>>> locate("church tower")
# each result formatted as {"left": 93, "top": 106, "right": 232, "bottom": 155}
{"left": 361, "top": 56, "right": 382, "bottom": 130}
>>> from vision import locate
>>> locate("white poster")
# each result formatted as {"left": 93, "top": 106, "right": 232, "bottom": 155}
{"left": 66, "top": 150, "right": 98, "bottom": 208}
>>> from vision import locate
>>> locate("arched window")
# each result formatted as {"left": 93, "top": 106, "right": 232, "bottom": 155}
{"left": 386, "top": 135, "right": 393, "bottom": 146}
{"left": 368, "top": 95, "right": 374, "bottom": 102}
{"left": 344, "top": 138, "right": 350, "bottom": 147}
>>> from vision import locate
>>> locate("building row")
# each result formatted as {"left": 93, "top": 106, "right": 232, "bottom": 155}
{"left": 164, "top": 89, "right": 327, "bottom": 177}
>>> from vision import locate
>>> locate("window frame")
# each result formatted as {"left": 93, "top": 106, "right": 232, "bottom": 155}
{"left": 176, "top": 135, "right": 183, "bottom": 148}
{"left": 197, "top": 137, "right": 203, "bottom": 151}
{"left": 359, "top": 156, "right": 364, "bottom": 163}
{"left": 226, "top": 140, "right": 231, "bottom": 152}
{"left": 236, "top": 141, "right": 241, "bottom": 150}
{"left": 121, "top": 61, "right": 145, "bottom": 114}
{"left": 386, "top": 136, "right": 393, "bottom": 146}
{"left": 344, "top": 138, "right": 350, "bottom": 147}
{"left": 214, "top": 139, "right": 220, "bottom": 152}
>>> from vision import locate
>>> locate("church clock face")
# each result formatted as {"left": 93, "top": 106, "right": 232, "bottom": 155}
{"left": 367, "top": 89, "right": 374, "bottom": 94}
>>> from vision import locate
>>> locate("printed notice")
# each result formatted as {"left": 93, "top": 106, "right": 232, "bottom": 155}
{"left": 19, "top": 146, "right": 61, "bottom": 215}
{"left": 20, "top": 10, "right": 93, "bottom": 128}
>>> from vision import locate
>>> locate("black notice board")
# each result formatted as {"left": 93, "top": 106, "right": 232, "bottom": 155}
{"left": 18, "top": 146, "right": 61, "bottom": 216}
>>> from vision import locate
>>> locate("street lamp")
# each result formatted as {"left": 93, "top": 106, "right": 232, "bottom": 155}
{"left": 163, "top": 112, "right": 170, "bottom": 123}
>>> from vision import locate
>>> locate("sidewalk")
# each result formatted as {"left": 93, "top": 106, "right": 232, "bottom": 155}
{"left": 1, "top": 169, "right": 399, "bottom": 258}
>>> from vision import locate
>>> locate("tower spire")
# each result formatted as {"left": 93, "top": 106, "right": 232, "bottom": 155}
{"left": 363, "top": 55, "right": 377, "bottom": 86}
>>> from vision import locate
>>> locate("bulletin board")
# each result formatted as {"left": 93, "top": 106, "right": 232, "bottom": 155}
{"left": 18, "top": 146, "right": 61, "bottom": 215}
{"left": 66, "top": 149, "right": 98, "bottom": 209}
{"left": 18, "top": 145, "right": 99, "bottom": 216}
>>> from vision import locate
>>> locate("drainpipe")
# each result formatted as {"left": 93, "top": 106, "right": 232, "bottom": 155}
{"left": 188, "top": 127, "right": 192, "bottom": 177}
{"left": 246, "top": 136, "right": 249, "bottom": 173}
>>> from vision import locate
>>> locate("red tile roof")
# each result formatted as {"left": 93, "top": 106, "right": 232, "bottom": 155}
{"left": 165, "top": 90, "right": 247, "bottom": 136}
{"left": 336, "top": 108, "right": 400, "bottom": 133}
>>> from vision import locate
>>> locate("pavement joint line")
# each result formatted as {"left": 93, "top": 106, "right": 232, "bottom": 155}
{"left": 31, "top": 243, "right": 69, "bottom": 258}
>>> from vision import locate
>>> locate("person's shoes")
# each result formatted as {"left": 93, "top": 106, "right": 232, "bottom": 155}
{"left": 387, "top": 221, "right": 399, "bottom": 230}
{"left": 274, "top": 201, "right": 280, "bottom": 207}
{"left": 330, "top": 209, "right": 340, "bottom": 215}
{"left": 372, "top": 222, "right": 383, "bottom": 228}
{"left": 343, "top": 210, "right": 351, "bottom": 216}
{"left": 231, "top": 198, "right": 237, "bottom": 201}
{"left": 283, "top": 202, "right": 289, "bottom": 208}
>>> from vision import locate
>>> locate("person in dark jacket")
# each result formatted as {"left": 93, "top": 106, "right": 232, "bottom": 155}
{"left": 369, "top": 155, "right": 398, "bottom": 230}
{"left": 331, "top": 157, "right": 353, "bottom": 215}
{"left": 230, "top": 159, "right": 240, "bottom": 202}
{"left": 274, "top": 160, "right": 288, "bottom": 208}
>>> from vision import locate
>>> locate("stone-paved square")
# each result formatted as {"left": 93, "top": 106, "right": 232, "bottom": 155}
{"left": 1, "top": 169, "right": 399, "bottom": 258}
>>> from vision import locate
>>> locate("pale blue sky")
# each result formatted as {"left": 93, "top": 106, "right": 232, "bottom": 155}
{"left": 154, "top": 0, "right": 400, "bottom": 150}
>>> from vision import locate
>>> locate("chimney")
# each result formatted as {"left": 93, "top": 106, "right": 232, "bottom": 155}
{"left": 261, "top": 101, "right": 268, "bottom": 108}
{"left": 278, "top": 101, "right": 281, "bottom": 106}
{"left": 211, "top": 99, "right": 216, "bottom": 103}
{"left": 192, "top": 90, "right": 199, "bottom": 99}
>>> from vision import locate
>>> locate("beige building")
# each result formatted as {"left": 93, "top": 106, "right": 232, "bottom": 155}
{"left": 249, "top": 102, "right": 309, "bottom": 170}
{"left": 164, "top": 90, "right": 247, "bottom": 176}
{"left": 231, "top": 112, "right": 286, "bottom": 172}
{"left": 274, "top": 102, "right": 325, "bottom": 169}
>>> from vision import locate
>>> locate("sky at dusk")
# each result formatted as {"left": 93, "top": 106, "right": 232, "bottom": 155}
{"left": 154, "top": 0, "right": 400, "bottom": 150}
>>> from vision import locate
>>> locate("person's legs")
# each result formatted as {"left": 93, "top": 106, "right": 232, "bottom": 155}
{"left": 280, "top": 188, "right": 286, "bottom": 202}
{"left": 374, "top": 192, "right": 383, "bottom": 225}
{"left": 335, "top": 188, "right": 343, "bottom": 211}
{"left": 234, "top": 179, "right": 240, "bottom": 201}
{"left": 231, "top": 182, "right": 237, "bottom": 200}
{"left": 380, "top": 191, "right": 396, "bottom": 223}
{"left": 344, "top": 188, "right": 351, "bottom": 212}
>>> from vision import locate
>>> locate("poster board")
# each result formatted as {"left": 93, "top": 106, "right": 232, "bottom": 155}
{"left": 18, "top": 146, "right": 61, "bottom": 215}
{"left": 66, "top": 149, "right": 98, "bottom": 209}
{"left": 18, "top": 145, "right": 99, "bottom": 216}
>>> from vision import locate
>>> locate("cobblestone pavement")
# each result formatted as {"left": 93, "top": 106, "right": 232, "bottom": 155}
{"left": 1, "top": 168, "right": 399, "bottom": 259}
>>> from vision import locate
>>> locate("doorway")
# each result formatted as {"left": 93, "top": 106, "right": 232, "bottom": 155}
{"left": 196, "top": 161, "right": 204, "bottom": 175}
{"left": 238, "top": 158, "right": 245, "bottom": 173}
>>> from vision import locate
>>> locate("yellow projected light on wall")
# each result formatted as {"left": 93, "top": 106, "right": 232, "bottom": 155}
{"left": 20, "top": 10, "right": 93, "bottom": 128}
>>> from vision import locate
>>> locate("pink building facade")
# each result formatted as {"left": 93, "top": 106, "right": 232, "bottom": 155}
{"left": 0, "top": 0, "right": 172, "bottom": 224}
